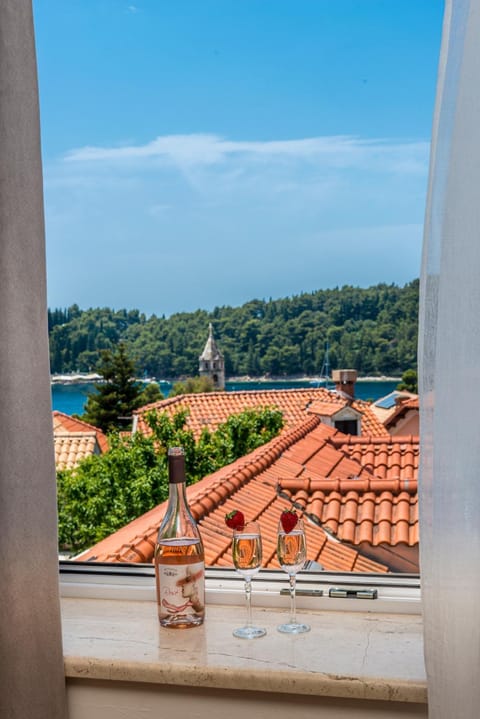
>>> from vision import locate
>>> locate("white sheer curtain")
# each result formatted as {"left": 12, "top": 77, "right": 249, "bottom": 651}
{"left": 0, "top": 1, "right": 67, "bottom": 716}
{"left": 419, "top": 1, "right": 480, "bottom": 717}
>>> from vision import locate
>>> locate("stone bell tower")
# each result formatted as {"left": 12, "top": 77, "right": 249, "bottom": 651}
{"left": 199, "top": 323, "right": 225, "bottom": 390}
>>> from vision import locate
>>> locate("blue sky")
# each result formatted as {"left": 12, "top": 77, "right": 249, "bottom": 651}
{"left": 34, "top": 1, "right": 444, "bottom": 316}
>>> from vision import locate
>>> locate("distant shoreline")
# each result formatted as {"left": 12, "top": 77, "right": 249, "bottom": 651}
{"left": 227, "top": 375, "right": 402, "bottom": 383}
{"left": 51, "top": 373, "right": 401, "bottom": 386}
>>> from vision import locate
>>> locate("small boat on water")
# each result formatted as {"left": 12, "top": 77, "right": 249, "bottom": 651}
{"left": 309, "top": 377, "right": 332, "bottom": 387}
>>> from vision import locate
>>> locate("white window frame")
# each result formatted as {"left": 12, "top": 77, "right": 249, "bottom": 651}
{"left": 59, "top": 561, "right": 421, "bottom": 615}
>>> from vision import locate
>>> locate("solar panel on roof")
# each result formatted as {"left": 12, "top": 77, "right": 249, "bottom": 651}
{"left": 374, "top": 393, "right": 399, "bottom": 409}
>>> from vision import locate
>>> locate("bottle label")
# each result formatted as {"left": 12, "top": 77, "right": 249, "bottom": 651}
{"left": 158, "top": 561, "right": 205, "bottom": 618}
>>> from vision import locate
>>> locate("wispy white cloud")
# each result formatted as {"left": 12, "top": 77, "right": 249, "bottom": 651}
{"left": 45, "top": 132, "right": 428, "bottom": 313}
{"left": 127, "top": 5, "right": 139, "bottom": 13}
{"left": 63, "top": 133, "right": 429, "bottom": 176}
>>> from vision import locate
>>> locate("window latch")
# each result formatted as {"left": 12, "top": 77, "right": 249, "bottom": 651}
{"left": 328, "top": 587, "right": 378, "bottom": 600}
{"left": 280, "top": 588, "right": 323, "bottom": 597}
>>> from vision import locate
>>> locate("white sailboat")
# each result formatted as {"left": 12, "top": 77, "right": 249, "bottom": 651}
{"left": 310, "top": 343, "right": 334, "bottom": 389}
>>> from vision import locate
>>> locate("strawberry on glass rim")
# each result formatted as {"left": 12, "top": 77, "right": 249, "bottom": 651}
{"left": 280, "top": 509, "right": 298, "bottom": 534}
{"left": 225, "top": 509, "right": 245, "bottom": 531}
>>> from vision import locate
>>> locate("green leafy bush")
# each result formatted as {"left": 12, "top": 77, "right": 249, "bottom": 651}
{"left": 57, "top": 406, "right": 284, "bottom": 553}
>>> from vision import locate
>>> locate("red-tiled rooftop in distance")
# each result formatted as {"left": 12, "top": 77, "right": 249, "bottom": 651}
{"left": 369, "top": 391, "right": 418, "bottom": 426}
{"left": 384, "top": 397, "right": 420, "bottom": 430}
{"left": 53, "top": 411, "right": 108, "bottom": 469}
{"left": 306, "top": 401, "right": 348, "bottom": 417}
{"left": 133, "top": 387, "right": 387, "bottom": 438}
{"left": 54, "top": 432, "right": 99, "bottom": 471}
{"left": 79, "top": 417, "right": 419, "bottom": 573}
{"left": 53, "top": 411, "right": 109, "bottom": 453}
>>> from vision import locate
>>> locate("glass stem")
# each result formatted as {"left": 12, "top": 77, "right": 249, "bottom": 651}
{"left": 289, "top": 573, "right": 297, "bottom": 625}
{"left": 245, "top": 578, "right": 252, "bottom": 627}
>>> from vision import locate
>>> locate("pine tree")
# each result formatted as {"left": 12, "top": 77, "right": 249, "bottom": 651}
{"left": 81, "top": 343, "right": 142, "bottom": 431}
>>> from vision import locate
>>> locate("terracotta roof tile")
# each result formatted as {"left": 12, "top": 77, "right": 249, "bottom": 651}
{"left": 78, "top": 416, "right": 396, "bottom": 573}
{"left": 54, "top": 432, "right": 100, "bottom": 470}
{"left": 384, "top": 396, "right": 420, "bottom": 430}
{"left": 280, "top": 475, "right": 418, "bottom": 547}
{"left": 133, "top": 388, "right": 387, "bottom": 439}
{"left": 53, "top": 411, "right": 109, "bottom": 453}
{"left": 331, "top": 435, "right": 419, "bottom": 481}
{"left": 306, "top": 401, "right": 347, "bottom": 417}
{"left": 355, "top": 403, "right": 392, "bottom": 436}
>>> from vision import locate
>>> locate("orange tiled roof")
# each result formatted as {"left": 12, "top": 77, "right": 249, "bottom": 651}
{"left": 53, "top": 411, "right": 109, "bottom": 453}
{"left": 78, "top": 417, "right": 420, "bottom": 572}
{"left": 278, "top": 477, "right": 418, "bottom": 546}
{"left": 54, "top": 432, "right": 99, "bottom": 471}
{"left": 384, "top": 397, "right": 420, "bottom": 430}
{"left": 305, "top": 400, "right": 354, "bottom": 417}
{"left": 133, "top": 387, "right": 387, "bottom": 438}
{"left": 279, "top": 432, "right": 419, "bottom": 548}
{"left": 369, "top": 391, "right": 417, "bottom": 425}
{"left": 330, "top": 434, "right": 419, "bottom": 480}
{"left": 53, "top": 411, "right": 108, "bottom": 469}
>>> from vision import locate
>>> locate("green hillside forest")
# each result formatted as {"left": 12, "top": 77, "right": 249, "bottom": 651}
{"left": 48, "top": 280, "right": 419, "bottom": 379}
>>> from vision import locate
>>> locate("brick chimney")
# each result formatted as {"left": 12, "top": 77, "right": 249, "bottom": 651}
{"left": 332, "top": 369, "right": 358, "bottom": 399}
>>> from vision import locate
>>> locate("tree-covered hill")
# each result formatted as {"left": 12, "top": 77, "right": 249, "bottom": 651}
{"left": 48, "top": 280, "right": 419, "bottom": 378}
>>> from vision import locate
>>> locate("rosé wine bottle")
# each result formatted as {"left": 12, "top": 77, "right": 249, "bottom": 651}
{"left": 155, "top": 447, "right": 205, "bottom": 628}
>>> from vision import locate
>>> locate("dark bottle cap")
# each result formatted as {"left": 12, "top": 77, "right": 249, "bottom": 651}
{"left": 168, "top": 446, "right": 186, "bottom": 484}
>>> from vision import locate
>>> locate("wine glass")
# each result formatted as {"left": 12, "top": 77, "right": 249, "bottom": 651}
{"left": 232, "top": 521, "right": 266, "bottom": 639}
{"left": 277, "top": 517, "right": 310, "bottom": 634}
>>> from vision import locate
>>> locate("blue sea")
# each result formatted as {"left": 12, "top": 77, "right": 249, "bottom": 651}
{"left": 51, "top": 379, "right": 399, "bottom": 416}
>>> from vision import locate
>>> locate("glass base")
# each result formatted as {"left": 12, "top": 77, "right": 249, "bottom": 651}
{"left": 233, "top": 625, "right": 267, "bottom": 639}
{"left": 277, "top": 622, "right": 310, "bottom": 634}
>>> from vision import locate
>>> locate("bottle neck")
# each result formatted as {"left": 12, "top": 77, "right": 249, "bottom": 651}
{"left": 168, "top": 479, "right": 188, "bottom": 508}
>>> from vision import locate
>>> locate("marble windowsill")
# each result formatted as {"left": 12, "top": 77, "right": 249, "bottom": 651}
{"left": 61, "top": 597, "right": 427, "bottom": 704}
